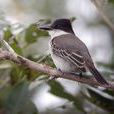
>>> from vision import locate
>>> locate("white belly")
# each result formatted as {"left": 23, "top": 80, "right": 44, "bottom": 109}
{"left": 51, "top": 53, "right": 74, "bottom": 72}
{"left": 49, "top": 42, "right": 76, "bottom": 72}
{"left": 48, "top": 31, "right": 77, "bottom": 72}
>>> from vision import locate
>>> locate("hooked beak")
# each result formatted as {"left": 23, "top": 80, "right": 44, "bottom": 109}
{"left": 39, "top": 24, "right": 52, "bottom": 30}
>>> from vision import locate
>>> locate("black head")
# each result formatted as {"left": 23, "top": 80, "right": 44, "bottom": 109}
{"left": 39, "top": 19, "right": 74, "bottom": 34}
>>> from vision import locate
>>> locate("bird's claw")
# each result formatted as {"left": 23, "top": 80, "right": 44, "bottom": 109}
{"left": 49, "top": 76, "right": 57, "bottom": 80}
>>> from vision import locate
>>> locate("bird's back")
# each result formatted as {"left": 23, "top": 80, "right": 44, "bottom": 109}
{"left": 52, "top": 33, "right": 93, "bottom": 65}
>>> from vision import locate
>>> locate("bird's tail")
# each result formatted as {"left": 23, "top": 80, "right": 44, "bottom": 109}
{"left": 88, "top": 66, "right": 109, "bottom": 85}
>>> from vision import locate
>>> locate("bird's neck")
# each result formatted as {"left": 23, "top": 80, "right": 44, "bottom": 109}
{"left": 48, "top": 30, "right": 69, "bottom": 39}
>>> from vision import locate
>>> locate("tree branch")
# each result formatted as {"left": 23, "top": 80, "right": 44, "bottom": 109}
{"left": 0, "top": 49, "right": 113, "bottom": 90}
{"left": 91, "top": 0, "right": 114, "bottom": 31}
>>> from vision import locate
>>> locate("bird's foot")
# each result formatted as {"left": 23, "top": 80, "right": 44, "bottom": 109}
{"left": 71, "top": 72, "right": 83, "bottom": 85}
{"left": 79, "top": 72, "right": 83, "bottom": 77}
{"left": 47, "top": 75, "right": 57, "bottom": 83}
{"left": 49, "top": 75, "right": 57, "bottom": 80}
{"left": 70, "top": 72, "right": 83, "bottom": 77}
{"left": 48, "top": 69, "right": 61, "bottom": 81}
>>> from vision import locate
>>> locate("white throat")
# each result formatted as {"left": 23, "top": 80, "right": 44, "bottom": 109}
{"left": 48, "top": 30, "right": 69, "bottom": 39}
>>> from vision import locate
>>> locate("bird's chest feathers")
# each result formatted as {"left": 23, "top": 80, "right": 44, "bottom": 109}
{"left": 48, "top": 30, "right": 73, "bottom": 71}
{"left": 48, "top": 30, "right": 68, "bottom": 53}
{"left": 48, "top": 30, "right": 68, "bottom": 55}
{"left": 48, "top": 30, "right": 68, "bottom": 38}
{"left": 49, "top": 46, "right": 72, "bottom": 71}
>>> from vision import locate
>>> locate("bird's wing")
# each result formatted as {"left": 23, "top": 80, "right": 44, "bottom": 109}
{"left": 51, "top": 37, "right": 85, "bottom": 68}
{"left": 51, "top": 34, "right": 109, "bottom": 85}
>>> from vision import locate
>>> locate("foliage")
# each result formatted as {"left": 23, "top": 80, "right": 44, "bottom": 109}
{"left": 0, "top": 0, "right": 114, "bottom": 114}
{"left": 0, "top": 23, "right": 49, "bottom": 114}
{"left": 82, "top": 87, "right": 114, "bottom": 113}
{"left": 25, "top": 24, "right": 49, "bottom": 44}
{"left": 109, "top": 0, "right": 114, "bottom": 5}
{"left": 48, "top": 80, "right": 86, "bottom": 113}
{"left": 0, "top": 80, "right": 38, "bottom": 114}
{"left": 0, "top": 18, "right": 114, "bottom": 114}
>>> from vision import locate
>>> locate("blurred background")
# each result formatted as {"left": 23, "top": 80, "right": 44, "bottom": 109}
{"left": 0, "top": 0, "right": 114, "bottom": 114}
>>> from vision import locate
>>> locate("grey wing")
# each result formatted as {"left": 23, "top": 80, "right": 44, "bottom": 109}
{"left": 51, "top": 41, "right": 85, "bottom": 69}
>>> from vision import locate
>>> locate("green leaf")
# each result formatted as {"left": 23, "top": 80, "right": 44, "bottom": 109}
{"left": 97, "top": 62, "right": 114, "bottom": 70}
{"left": 103, "top": 89, "right": 114, "bottom": 96}
{"left": 10, "top": 64, "right": 43, "bottom": 84}
{"left": 109, "top": 0, "right": 114, "bottom": 4}
{"left": 39, "top": 55, "right": 55, "bottom": 67}
{"left": 5, "top": 80, "right": 29, "bottom": 114}
{"left": 25, "top": 24, "right": 49, "bottom": 44}
{"left": 10, "top": 66, "right": 26, "bottom": 84}
{"left": 48, "top": 81, "right": 86, "bottom": 113}
{"left": 84, "top": 87, "right": 114, "bottom": 112}
{"left": 0, "top": 86, "right": 12, "bottom": 108}
{"left": 11, "top": 42, "right": 22, "bottom": 55}
{"left": 0, "top": 81, "right": 39, "bottom": 114}
{"left": 37, "top": 19, "right": 51, "bottom": 25}
{"left": 70, "top": 17, "right": 76, "bottom": 22}
{"left": 19, "top": 100, "right": 38, "bottom": 114}
{"left": 4, "top": 29, "right": 13, "bottom": 42}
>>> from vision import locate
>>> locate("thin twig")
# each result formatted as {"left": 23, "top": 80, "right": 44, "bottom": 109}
{"left": 0, "top": 49, "right": 113, "bottom": 90}
{"left": 1, "top": 40, "right": 17, "bottom": 55}
{"left": 91, "top": 0, "right": 114, "bottom": 31}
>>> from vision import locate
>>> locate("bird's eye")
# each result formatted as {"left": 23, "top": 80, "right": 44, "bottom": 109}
{"left": 55, "top": 25, "right": 59, "bottom": 28}
{"left": 56, "top": 25, "right": 61, "bottom": 28}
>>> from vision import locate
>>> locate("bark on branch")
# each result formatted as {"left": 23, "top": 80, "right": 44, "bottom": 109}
{"left": 0, "top": 49, "right": 113, "bottom": 90}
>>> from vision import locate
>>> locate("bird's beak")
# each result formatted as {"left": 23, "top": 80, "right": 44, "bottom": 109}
{"left": 39, "top": 24, "right": 52, "bottom": 30}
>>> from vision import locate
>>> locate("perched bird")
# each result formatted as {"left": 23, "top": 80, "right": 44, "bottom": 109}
{"left": 39, "top": 18, "right": 109, "bottom": 85}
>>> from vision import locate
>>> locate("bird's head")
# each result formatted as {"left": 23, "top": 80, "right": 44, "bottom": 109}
{"left": 39, "top": 19, "right": 74, "bottom": 34}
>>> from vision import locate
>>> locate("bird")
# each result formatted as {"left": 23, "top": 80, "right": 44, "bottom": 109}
{"left": 39, "top": 18, "right": 109, "bottom": 85}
